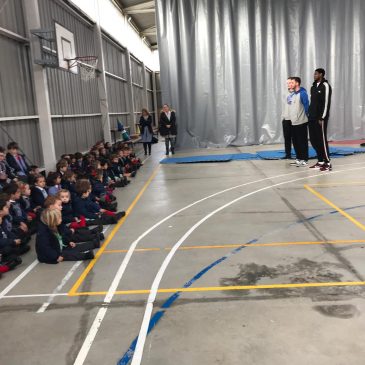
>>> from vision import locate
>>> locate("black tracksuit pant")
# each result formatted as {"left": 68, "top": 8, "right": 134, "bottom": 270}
{"left": 292, "top": 122, "right": 308, "bottom": 161}
{"left": 308, "top": 119, "right": 330, "bottom": 163}
{"left": 282, "top": 120, "right": 293, "bottom": 158}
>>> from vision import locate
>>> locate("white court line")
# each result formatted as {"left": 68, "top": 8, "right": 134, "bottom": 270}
{"left": 36, "top": 225, "right": 110, "bottom": 313}
{"left": 131, "top": 165, "right": 365, "bottom": 365}
{"left": 3, "top": 293, "right": 68, "bottom": 299}
{"left": 0, "top": 260, "right": 39, "bottom": 299}
{"left": 73, "top": 161, "right": 365, "bottom": 365}
{"left": 36, "top": 261, "right": 82, "bottom": 313}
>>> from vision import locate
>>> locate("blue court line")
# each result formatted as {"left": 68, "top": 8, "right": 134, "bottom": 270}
{"left": 117, "top": 205, "right": 365, "bottom": 365}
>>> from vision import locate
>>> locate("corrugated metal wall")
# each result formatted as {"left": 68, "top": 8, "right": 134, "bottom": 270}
{"left": 131, "top": 57, "right": 144, "bottom": 121}
{"left": 0, "top": 0, "right": 43, "bottom": 166}
{"left": 38, "top": 0, "right": 102, "bottom": 157}
{"left": 156, "top": 72, "right": 162, "bottom": 114}
{"left": 1, "top": 0, "right": 158, "bottom": 166}
{"left": 102, "top": 35, "right": 129, "bottom": 131}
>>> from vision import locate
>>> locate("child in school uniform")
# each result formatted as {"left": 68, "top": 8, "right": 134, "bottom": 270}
{"left": 45, "top": 195, "right": 103, "bottom": 246}
{"left": 0, "top": 197, "right": 30, "bottom": 256}
{"left": 30, "top": 174, "right": 48, "bottom": 209}
{"left": 2, "top": 183, "right": 32, "bottom": 243}
{"left": 90, "top": 170, "right": 117, "bottom": 211}
{"left": 36, "top": 209, "right": 95, "bottom": 264}
{"left": 73, "top": 180, "right": 125, "bottom": 225}
{"left": 46, "top": 172, "right": 62, "bottom": 196}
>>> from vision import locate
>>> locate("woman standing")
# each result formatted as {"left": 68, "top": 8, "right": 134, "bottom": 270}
{"left": 159, "top": 104, "right": 177, "bottom": 156}
{"left": 139, "top": 108, "right": 153, "bottom": 155}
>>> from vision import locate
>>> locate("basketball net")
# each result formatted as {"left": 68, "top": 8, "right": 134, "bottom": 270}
{"left": 67, "top": 56, "right": 98, "bottom": 81}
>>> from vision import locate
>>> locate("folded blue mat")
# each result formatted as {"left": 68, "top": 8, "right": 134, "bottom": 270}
{"left": 160, "top": 146, "right": 365, "bottom": 164}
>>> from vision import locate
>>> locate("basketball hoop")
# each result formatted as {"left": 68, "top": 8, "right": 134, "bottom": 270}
{"left": 66, "top": 56, "right": 98, "bottom": 81}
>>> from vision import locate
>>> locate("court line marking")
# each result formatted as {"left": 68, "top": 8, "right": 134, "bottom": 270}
{"left": 2, "top": 293, "right": 68, "bottom": 299}
{"left": 69, "top": 161, "right": 365, "bottom": 297}
{"left": 130, "top": 165, "right": 365, "bottom": 365}
{"left": 0, "top": 260, "right": 39, "bottom": 300}
{"left": 68, "top": 166, "right": 160, "bottom": 296}
{"left": 36, "top": 225, "right": 111, "bottom": 313}
{"left": 72, "top": 161, "right": 365, "bottom": 365}
{"left": 102, "top": 239, "right": 365, "bottom": 254}
{"left": 63, "top": 281, "right": 365, "bottom": 296}
{"left": 36, "top": 261, "right": 82, "bottom": 313}
{"left": 304, "top": 185, "right": 365, "bottom": 232}
{"left": 72, "top": 165, "right": 160, "bottom": 365}
{"left": 309, "top": 181, "right": 365, "bottom": 187}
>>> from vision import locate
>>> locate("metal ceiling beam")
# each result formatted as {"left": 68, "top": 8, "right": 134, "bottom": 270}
{"left": 142, "top": 25, "right": 156, "bottom": 35}
{"left": 124, "top": 1, "right": 155, "bottom": 14}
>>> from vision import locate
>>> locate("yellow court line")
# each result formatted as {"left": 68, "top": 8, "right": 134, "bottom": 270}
{"left": 304, "top": 184, "right": 365, "bottom": 232}
{"left": 72, "top": 281, "right": 365, "bottom": 296}
{"left": 309, "top": 182, "right": 365, "bottom": 187}
{"left": 101, "top": 239, "right": 365, "bottom": 254}
{"left": 68, "top": 165, "right": 160, "bottom": 296}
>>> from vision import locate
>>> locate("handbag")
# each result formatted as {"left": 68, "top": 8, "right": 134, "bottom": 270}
{"left": 152, "top": 136, "right": 158, "bottom": 144}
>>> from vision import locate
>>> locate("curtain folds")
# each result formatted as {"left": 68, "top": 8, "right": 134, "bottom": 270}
{"left": 156, "top": 0, "right": 365, "bottom": 148}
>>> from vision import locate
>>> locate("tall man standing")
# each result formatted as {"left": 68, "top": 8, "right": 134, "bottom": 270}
{"left": 308, "top": 68, "right": 332, "bottom": 171}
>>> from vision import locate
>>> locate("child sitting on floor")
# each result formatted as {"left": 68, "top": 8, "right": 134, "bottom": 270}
{"left": 36, "top": 209, "right": 95, "bottom": 264}
{"left": 46, "top": 172, "right": 62, "bottom": 196}
{"left": 0, "top": 197, "right": 30, "bottom": 256}
{"left": 73, "top": 179, "right": 124, "bottom": 225}
{"left": 2, "top": 183, "right": 32, "bottom": 242}
{"left": 30, "top": 174, "right": 48, "bottom": 209}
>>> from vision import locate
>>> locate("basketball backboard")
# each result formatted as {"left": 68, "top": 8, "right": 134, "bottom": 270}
{"left": 55, "top": 23, "right": 78, "bottom": 74}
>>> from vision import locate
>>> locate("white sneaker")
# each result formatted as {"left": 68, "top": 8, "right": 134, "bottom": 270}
{"left": 290, "top": 159, "right": 300, "bottom": 166}
{"left": 297, "top": 160, "right": 308, "bottom": 167}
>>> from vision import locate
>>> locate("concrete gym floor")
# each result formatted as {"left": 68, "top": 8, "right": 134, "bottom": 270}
{"left": 1, "top": 143, "right": 365, "bottom": 365}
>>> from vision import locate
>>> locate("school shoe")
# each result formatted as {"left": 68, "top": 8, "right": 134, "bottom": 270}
{"left": 309, "top": 162, "right": 324, "bottom": 169}
{"left": 290, "top": 159, "right": 300, "bottom": 166}
{"left": 115, "top": 211, "right": 126, "bottom": 220}
{"left": 297, "top": 160, "right": 308, "bottom": 167}
{"left": 90, "top": 224, "right": 103, "bottom": 234}
{"left": 93, "top": 238, "right": 101, "bottom": 249}
{"left": 83, "top": 251, "right": 95, "bottom": 260}
{"left": 320, "top": 162, "right": 332, "bottom": 171}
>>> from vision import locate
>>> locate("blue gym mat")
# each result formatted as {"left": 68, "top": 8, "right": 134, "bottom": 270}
{"left": 160, "top": 146, "right": 365, "bottom": 164}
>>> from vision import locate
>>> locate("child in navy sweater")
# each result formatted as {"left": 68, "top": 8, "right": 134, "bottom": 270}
{"left": 31, "top": 174, "right": 48, "bottom": 209}
{"left": 73, "top": 180, "right": 124, "bottom": 225}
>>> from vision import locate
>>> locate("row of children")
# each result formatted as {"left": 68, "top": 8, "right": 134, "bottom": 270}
{"left": 0, "top": 140, "right": 143, "bottom": 275}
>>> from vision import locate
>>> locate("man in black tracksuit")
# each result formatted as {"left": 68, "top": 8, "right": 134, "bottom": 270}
{"left": 308, "top": 68, "right": 332, "bottom": 171}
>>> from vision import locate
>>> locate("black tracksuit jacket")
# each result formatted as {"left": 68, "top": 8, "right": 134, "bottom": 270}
{"left": 308, "top": 79, "right": 332, "bottom": 121}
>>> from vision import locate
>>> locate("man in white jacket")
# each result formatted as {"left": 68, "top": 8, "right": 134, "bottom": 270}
{"left": 282, "top": 78, "right": 295, "bottom": 159}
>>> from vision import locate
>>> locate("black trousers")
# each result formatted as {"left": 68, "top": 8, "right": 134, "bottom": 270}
{"left": 282, "top": 120, "right": 293, "bottom": 158}
{"left": 308, "top": 119, "right": 330, "bottom": 163}
{"left": 62, "top": 242, "right": 94, "bottom": 261}
{"left": 292, "top": 123, "right": 309, "bottom": 161}
{"left": 143, "top": 142, "right": 152, "bottom": 154}
{"left": 165, "top": 136, "right": 176, "bottom": 154}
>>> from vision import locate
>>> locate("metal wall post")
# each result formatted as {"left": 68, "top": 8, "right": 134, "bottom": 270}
{"left": 23, "top": 0, "right": 57, "bottom": 171}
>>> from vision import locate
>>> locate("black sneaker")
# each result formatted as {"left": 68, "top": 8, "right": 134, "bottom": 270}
{"left": 309, "top": 162, "right": 323, "bottom": 169}
{"left": 115, "top": 211, "right": 126, "bottom": 220}
{"left": 320, "top": 163, "right": 332, "bottom": 172}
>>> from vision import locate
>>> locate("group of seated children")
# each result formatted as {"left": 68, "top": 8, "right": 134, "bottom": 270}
{"left": 0, "top": 140, "right": 143, "bottom": 274}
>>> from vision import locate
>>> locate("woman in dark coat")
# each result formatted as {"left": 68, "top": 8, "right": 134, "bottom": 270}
{"left": 139, "top": 108, "right": 154, "bottom": 155}
{"left": 159, "top": 104, "right": 177, "bottom": 156}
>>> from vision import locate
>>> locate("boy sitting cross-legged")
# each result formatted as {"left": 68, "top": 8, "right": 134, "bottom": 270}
{"left": 73, "top": 179, "right": 125, "bottom": 225}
